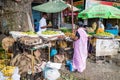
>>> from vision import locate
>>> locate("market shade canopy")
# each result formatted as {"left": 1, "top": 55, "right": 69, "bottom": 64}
{"left": 67, "top": 3, "right": 79, "bottom": 12}
{"left": 78, "top": 4, "right": 120, "bottom": 19}
{"left": 32, "top": 0, "right": 69, "bottom": 13}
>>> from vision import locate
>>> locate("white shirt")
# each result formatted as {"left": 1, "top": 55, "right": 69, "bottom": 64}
{"left": 98, "top": 21, "right": 105, "bottom": 30}
{"left": 114, "top": 25, "right": 119, "bottom": 30}
{"left": 39, "top": 17, "right": 47, "bottom": 32}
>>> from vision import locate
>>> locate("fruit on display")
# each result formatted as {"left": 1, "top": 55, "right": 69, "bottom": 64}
{"left": 1, "top": 66, "right": 15, "bottom": 77}
{"left": 115, "top": 36, "right": 120, "bottom": 39}
{"left": 41, "top": 30, "right": 60, "bottom": 35}
{"left": 22, "top": 31, "right": 36, "bottom": 35}
{"left": 58, "top": 40, "right": 67, "bottom": 48}
{"left": 86, "top": 27, "right": 94, "bottom": 33}
{"left": 65, "top": 32, "right": 75, "bottom": 38}
{"left": 0, "top": 64, "right": 5, "bottom": 70}
{"left": 96, "top": 28, "right": 104, "bottom": 34}
{"left": 6, "top": 78, "right": 13, "bottom": 80}
{"left": 95, "top": 32, "right": 114, "bottom": 37}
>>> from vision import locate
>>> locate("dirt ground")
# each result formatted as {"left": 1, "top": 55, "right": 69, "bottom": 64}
{"left": 59, "top": 54, "right": 120, "bottom": 80}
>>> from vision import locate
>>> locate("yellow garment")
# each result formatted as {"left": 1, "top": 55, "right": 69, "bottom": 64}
{"left": 92, "top": 22, "right": 97, "bottom": 31}
{"left": 96, "top": 28, "right": 104, "bottom": 34}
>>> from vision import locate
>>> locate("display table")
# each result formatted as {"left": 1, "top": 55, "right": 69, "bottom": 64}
{"left": 96, "top": 38, "right": 119, "bottom": 57}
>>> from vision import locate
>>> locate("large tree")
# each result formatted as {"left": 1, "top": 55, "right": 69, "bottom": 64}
{"left": 0, "top": 0, "right": 35, "bottom": 34}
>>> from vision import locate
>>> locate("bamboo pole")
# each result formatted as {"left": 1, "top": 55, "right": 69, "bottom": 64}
{"left": 31, "top": 49, "right": 34, "bottom": 75}
{"left": 71, "top": 0, "right": 74, "bottom": 33}
{"left": 48, "top": 42, "right": 51, "bottom": 61}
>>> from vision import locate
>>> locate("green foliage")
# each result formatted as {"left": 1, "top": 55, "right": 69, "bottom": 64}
{"left": 60, "top": 28, "right": 72, "bottom": 33}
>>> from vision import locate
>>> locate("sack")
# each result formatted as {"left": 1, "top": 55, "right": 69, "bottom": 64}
{"left": 50, "top": 48, "right": 57, "bottom": 57}
{"left": 44, "top": 68, "right": 60, "bottom": 80}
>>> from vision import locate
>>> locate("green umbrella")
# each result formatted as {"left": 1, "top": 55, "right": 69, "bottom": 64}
{"left": 32, "top": 0, "right": 68, "bottom": 13}
{"left": 78, "top": 4, "right": 120, "bottom": 19}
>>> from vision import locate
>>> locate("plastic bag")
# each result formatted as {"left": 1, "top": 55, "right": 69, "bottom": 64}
{"left": 44, "top": 68, "right": 60, "bottom": 80}
{"left": 0, "top": 72, "right": 5, "bottom": 80}
{"left": 46, "top": 61, "right": 62, "bottom": 69}
{"left": 50, "top": 48, "right": 57, "bottom": 57}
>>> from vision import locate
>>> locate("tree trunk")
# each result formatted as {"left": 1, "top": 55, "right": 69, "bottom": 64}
{"left": 0, "top": 0, "right": 33, "bottom": 34}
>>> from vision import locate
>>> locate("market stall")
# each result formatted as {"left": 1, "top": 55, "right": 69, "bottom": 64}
{"left": 0, "top": 1, "right": 75, "bottom": 79}
{"left": 87, "top": 31, "right": 120, "bottom": 61}
{"left": 78, "top": 4, "right": 120, "bottom": 60}
{"left": 7, "top": 28, "right": 74, "bottom": 78}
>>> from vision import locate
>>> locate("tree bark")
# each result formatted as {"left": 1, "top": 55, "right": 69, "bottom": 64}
{"left": 0, "top": 0, "right": 34, "bottom": 34}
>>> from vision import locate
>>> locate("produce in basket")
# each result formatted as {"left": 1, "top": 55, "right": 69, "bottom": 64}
{"left": 95, "top": 32, "right": 114, "bottom": 37}
{"left": 41, "top": 30, "right": 60, "bottom": 35}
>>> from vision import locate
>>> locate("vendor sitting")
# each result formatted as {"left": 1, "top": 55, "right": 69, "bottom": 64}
{"left": 113, "top": 23, "right": 119, "bottom": 30}
{"left": 96, "top": 20, "right": 105, "bottom": 33}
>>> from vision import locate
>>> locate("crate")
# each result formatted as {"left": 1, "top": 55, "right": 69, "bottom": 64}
{"left": 105, "top": 29, "right": 119, "bottom": 36}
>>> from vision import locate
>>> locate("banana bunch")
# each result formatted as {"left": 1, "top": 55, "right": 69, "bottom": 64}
{"left": 58, "top": 40, "right": 67, "bottom": 48}
{"left": 65, "top": 32, "right": 75, "bottom": 38}
{"left": 0, "top": 64, "right": 5, "bottom": 70}
{"left": 1, "top": 66, "right": 15, "bottom": 77}
{"left": 6, "top": 78, "right": 13, "bottom": 80}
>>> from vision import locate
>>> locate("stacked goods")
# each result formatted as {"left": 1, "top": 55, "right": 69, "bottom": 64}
{"left": 18, "top": 36, "right": 43, "bottom": 46}
{"left": 95, "top": 32, "right": 114, "bottom": 38}
{"left": 10, "top": 53, "right": 33, "bottom": 75}
{"left": 41, "top": 30, "right": 60, "bottom": 35}
{"left": 2, "top": 37, "right": 15, "bottom": 52}
{"left": 58, "top": 40, "right": 67, "bottom": 48}
{"left": 10, "top": 51, "right": 43, "bottom": 75}
{"left": 65, "top": 32, "right": 75, "bottom": 38}
{"left": 115, "top": 36, "right": 120, "bottom": 39}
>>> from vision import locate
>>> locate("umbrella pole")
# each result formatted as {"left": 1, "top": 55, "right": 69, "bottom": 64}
{"left": 71, "top": 0, "right": 74, "bottom": 33}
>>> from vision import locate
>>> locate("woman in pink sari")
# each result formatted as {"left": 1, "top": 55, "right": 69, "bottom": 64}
{"left": 72, "top": 21, "right": 88, "bottom": 73}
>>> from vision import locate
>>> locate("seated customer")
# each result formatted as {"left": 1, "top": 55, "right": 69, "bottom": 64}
{"left": 106, "top": 23, "right": 112, "bottom": 29}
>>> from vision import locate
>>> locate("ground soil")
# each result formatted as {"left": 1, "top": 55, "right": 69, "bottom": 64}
{"left": 59, "top": 53, "right": 120, "bottom": 80}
